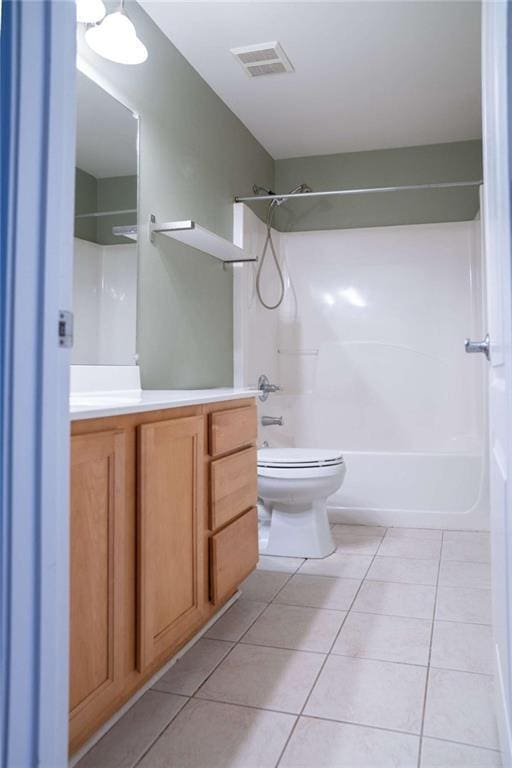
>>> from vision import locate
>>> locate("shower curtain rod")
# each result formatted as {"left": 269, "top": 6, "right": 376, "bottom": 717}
{"left": 234, "top": 179, "right": 483, "bottom": 204}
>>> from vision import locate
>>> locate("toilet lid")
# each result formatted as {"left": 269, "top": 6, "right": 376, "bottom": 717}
{"left": 257, "top": 448, "right": 344, "bottom": 468}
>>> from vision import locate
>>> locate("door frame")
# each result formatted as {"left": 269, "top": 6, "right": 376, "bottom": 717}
{"left": 482, "top": 0, "right": 512, "bottom": 762}
{"left": 0, "top": 1, "right": 76, "bottom": 765}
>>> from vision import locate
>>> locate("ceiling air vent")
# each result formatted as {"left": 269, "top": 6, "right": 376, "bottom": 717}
{"left": 230, "top": 41, "right": 294, "bottom": 78}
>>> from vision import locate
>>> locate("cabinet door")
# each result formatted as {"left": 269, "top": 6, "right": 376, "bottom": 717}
{"left": 138, "top": 415, "right": 205, "bottom": 669}
{"left": 69, "top": 430, "right": 126, "bottom": 724}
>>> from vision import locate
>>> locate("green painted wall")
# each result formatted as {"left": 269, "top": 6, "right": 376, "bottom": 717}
{"left": 74, "top": 169, "right": 137, "bottom": 245}
{"left": 77, "top": 1, "right": 273, "bottom": 388}
{"left": 74, "top": 168, "right": 98, "bottom": 242}
{"left": 96, "top": 175, "right": 137, "bottom": 245}
{"left": 274, "top": 140, "right": 482, "bottom": 232}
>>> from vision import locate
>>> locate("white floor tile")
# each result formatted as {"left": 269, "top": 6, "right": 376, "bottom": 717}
{"left": 331, "top": 531, "right": 384, "bottom": 555}
{"left": 378, "top": 537, "right": 441, "bottom": 560}
{"left": 352, "top": 581, "right": 436, "bottom": 619}
{"left": 205, "top": 600, "right": 267, "bottom": 642}
{"left": 385, "top": 528, "right": 443, "bottom": 542}
{"left": 421, "top": 737, "right": 502, "bottom": 767}
{"left": 241, "top": 603, "right": 346, "bottom": 653}
{"left": 436, "top": 586, "right": 492, "bottom": 625}
{"left": 332, "top": 611, "right": 431, "bottom": 665}
{"left": 442, "top": 532, "right": 491, "bottom": 564}
{"left": 76, "top": 524, "right": 502, "bottom": 768}
{"left": 152, "top": 639, "right": 233, "bottom": 696}
{"left": 444, "top": 530, "right": 489, "bottom": 543}
{"left": 274, "top": 574, "right": 361, "bottom": 611}
{"left": 137, "top": 698, "right": 296, "bottom": 768}
{"left": 439, "top": 561, "right": 491, "bottom": 589}
{"left": 299, "top": 552, "right": 372, "bottom": 579}
{"left": 430, "top": 621, "right": 494, "bottom": 674}
{"left": 304, "top": 655, "right": 427, "bottom": 734}
{"left": 239, "top": 570, "right": 290, "bottom": 602}
{"left": 424, "top": 668, "right": 499, "bottom": 749}
{"left": 280, "top": 716, "right": 419, "bottom": 768}
{"left": 367, "top": 556, "right": 438, "bottom": 586}
{"left": 257, "top": 555, "right": 305, "bottom": 574}
{"left": 76, "top": 691, "right": 187, "bottom": 768}
{"left": 196, "top": 643, "right": 324, "bottom": 714}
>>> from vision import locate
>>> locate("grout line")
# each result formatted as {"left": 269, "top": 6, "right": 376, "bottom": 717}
{"left": 274, "top": 529, "right": 387, "bottom": 767}
{"left": 235, "top": 640, "right": 334, "bottom": 656}
{"left": 417, "top": 530, "right": 444, "bottom": 768}
{"left": 436, "top": 583, "right": 492, "bottom": 593}
{"left": 130, "top": 695, "right": 191, "bottom": 768}
{"left": 266, "top": 570, "right": 363, "bottom": 583}
{"left": 364, "top": 576, "right": 438, "bottom": 587}
{"left": 297, "top": 713, "right": 501, "bottom": 753}
{"left": 419, "top": 733, "right": 502, "bottom": 753}
{"left": 432, "top": 616, "right": 492, "bottom": 627}
{"left": 204, "top": 602, "right": 268, "bottom": 643}
{"left": 146, "top": 695, "right": 502, "bottom": 758}
{"left": 253, "top": 567, "right": 495, "bottom": 592}
{"left": 346, "top": 608, "right": 489, "bottom": 625}
{"left": 151, "top": 636, "right": 240, "bottom": 703}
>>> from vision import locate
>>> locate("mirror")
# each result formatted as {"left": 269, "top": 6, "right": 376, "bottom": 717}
{"left": 73, "top": 70, "right": 139, "bottom": 365}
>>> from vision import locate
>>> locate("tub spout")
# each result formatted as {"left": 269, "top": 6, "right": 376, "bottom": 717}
{"left": 261, "top": 416, "right": 283, "bottom": 427}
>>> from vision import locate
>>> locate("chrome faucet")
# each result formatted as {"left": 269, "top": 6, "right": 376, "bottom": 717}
{"left": 261, "top": 416, "right": 283, "bottom": 426}
{"left": 258, "top": 374, "right": 281, "bottom": 402}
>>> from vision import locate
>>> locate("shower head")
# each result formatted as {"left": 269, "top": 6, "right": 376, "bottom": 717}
{"left": 271, "top": 182, "right": 313, "bottom": 207}
{"left": 288, "top": 183, "right": 312, "bottom": 195}
{"left": 253, "top": 184, "right": 276, "bottom": 196}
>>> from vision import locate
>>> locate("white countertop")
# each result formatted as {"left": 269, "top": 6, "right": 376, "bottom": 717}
{"left": 70, "top": 388, "right": 258, "bottom": 421}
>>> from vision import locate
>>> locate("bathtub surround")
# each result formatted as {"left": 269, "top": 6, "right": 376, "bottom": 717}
{"left": 77, "top": 0, "right": 273, "bottom": 388}
{"left": 274, "top": 140, "right": 482, "bottom": 232}
{"left": 236, "top": 205, "right": 487, "bottom": 529}
{"left": 73, "top": 238, "right": 138, "bottom": 365}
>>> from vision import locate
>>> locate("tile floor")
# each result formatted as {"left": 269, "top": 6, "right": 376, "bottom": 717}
{"left": 77, "top": 525, "right": 501, "bottom": 768}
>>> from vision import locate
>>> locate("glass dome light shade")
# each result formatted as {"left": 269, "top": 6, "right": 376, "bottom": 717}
{"left": 85, "top": 12, "right": 148, "bottom": 65}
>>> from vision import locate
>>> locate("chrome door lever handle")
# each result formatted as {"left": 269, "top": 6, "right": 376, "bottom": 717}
{"left": 465, "top": 333, "right": 490, "bottom": 361}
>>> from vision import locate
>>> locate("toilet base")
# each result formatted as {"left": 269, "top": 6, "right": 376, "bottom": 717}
{"left": 262, "top": 499, "right": 335, "bottom": 559}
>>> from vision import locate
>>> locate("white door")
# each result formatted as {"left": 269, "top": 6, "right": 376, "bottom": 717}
{"left": 481, "top": 2, "right": 512, "bottom": 761}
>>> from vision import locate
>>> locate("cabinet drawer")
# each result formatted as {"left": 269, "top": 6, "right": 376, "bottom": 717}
{"left": 210, "top": 507, "right": 258, "bottom": 604}
{"left": 210, "top": 447, "right": 257, "bottom": 531}
{"left": 209, "top": 405, "right": 257, "bottom": 457}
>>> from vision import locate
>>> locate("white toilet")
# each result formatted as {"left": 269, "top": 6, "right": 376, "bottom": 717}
{"left": 257, "top": 448, "right": 346, "bottom": 559}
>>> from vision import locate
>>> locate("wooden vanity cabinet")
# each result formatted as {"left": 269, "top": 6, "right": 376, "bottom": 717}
{"left": 69, "top": 398, "right": 257, "bottom": 754}
{"left": 138, "top": 415, "right": 206, "bottom": 669}
{"left": 204, "top": 403, "right": 259, "bottom": 604}
{"left": 69, "top": 430, "right": 128, "bottom": 735}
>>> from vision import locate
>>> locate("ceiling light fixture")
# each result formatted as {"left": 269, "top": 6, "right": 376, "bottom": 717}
{"left": 84, "top": 2, "right": 148, "bottom": 65}
{"left": 76, "top": 0, "right": 106, "bottom": 24}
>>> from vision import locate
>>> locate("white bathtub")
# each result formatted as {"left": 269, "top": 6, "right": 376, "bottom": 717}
{"left": 328, "top": 450, "right": 489, "bottom": 530}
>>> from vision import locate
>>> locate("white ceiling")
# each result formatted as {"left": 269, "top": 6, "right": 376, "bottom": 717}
{"left": 76, "top": 71, "right": 138, "bottom": 178}
{"left": 140, "top": 1, "right": 481, "bottom": 159}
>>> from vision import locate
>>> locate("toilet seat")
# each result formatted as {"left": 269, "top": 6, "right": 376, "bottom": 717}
{"left": 258, "top": 448, "right": 344, "bottom": 469}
